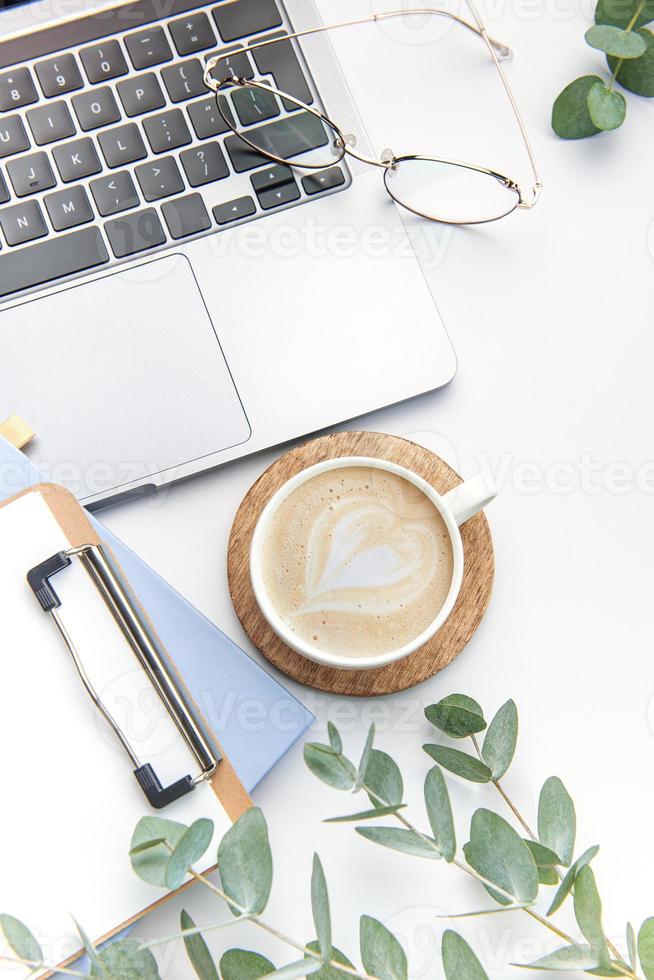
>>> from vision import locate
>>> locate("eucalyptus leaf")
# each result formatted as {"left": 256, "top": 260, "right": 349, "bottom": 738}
{"left": 263, "top": 960, "right": 322, "bottom": 979}
{"left": 587, "top": 83, "right": 626, "bottom": 130}
{"left": 465, "top": 809, "right": 539, "bottom": 905}
{"left": 325, "top": 804, "right": 407, "bottom": 823}
{"left": 356, "top": 825, "right": 441, "bottom": 859}
{"left": 304, "top": 743, "right": 357, "bottom": 791}
{"left": 220, "top": 948, "right": 276, "bottom": 980}
{"left": 552, "top": 76, "right": 603, "bottom": 139}
{"left": 442, "top": 930, "right": 489, "bottom": 980}
{"left": 538, "top": 776, "right": 576, "bottom": 866}
{"left": 519, "top": 944, "right": 600, "bottom": 970}
{"left": 573, "top": 866, "right": 609, "bottom": 966}
{"left": 481, "top": 700, "right": 518, "bottom": 779}
{"left": 180, "top": 910, "right": 219, "bottom": 980}
{"left": 423, "top": 744, "right": 491, "bottom": 782}
{"left": 356, "top": 724, "right": 375, "bottom": 791}
{"left": 91, "top": 939, "right": 161, "bottom": 980}
{"left": 627, "top": 922, "right": 638, "bottom": 972}
{"left": 424, "top": 765, "right": 456, "bottom": 862}
{"left": 74, "top": 918, "right": 103, "bottom": 973}
{"left": 165, "top": 818, "right": 214, "bottom": 890}
{"left": 327, "top": 723, "right": 342, "bottom": 755}
{"left": 304, "top": 942, "right": 356, "bottom": 980}
{"left": 609, "top": 29, "right": 654, "bottom": 96}
{"left": 425, "top": 695, "right": 486, "bottom": 739}
{"left": 0, "top": 914, "right": 43, "bottom": 967}
{"left": 364, "top": 749, "right": 404, "bottom": 807}
{"left": 547, "top": 845, "right": 600, "bottom": 916}
{"left": 217, "top": 807, "right": 273, "bottom": 916}
{"left": 311, "top": 854, "right": 332, "bottom": 960}
{"left": 638, "top": 918, "right": 654, "bottom": 980}
{"left": 360, "top": 915, "right": 408, "bottom": 980}
{"left": 130, "top": 816, "right": 186, "bottom": 887}
{"left": 524, "top": 840, "right": 560, "bottom": 886}
{"left": 585, "top": 23, "right": 647, "bottom": 55}
{"left": 596, "top": 0, "right": 654, "bottom": 31}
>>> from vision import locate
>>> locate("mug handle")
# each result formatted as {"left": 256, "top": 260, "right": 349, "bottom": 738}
{"left": 442, "top": 473, "right": 498, "bottom": 526}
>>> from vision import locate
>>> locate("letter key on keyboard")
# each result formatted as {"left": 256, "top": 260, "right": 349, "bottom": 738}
{"left": 0, "top": 116, "right": 30, "bottom": 159}
{"left": 0, "top": 200, "right": 48, "bottom": 245}
{"left": 72, "top": 88, "right": 121, "bottom": 131}
{"left": 53, "top": 137, "right": 102, "bottom": 181}
{"left": 26, "top": 101, "right": 76, "bottom": 144}
{"left": 44, "top": 186, "right": 94, "bottom": 231}
{"left": 98, "top": 123, "right": 147, "bottom": 167}
{"left": 6, "top": 152, "right": 56, "bottom": 196}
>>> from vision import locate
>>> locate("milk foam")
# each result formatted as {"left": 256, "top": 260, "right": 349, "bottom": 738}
{"left": 260, "top": 466, "right": 454, "bottom": 657}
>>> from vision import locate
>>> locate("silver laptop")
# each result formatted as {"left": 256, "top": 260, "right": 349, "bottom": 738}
{"left": 0, "top": 0, "right": 456, "bottom": 507}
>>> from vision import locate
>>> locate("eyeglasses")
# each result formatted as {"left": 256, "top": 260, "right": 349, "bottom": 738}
{"left": 204, "top": 5, "right": 542, "bottom": 226}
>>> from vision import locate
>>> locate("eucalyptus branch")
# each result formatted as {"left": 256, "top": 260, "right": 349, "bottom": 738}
{"left": 0, "top": 954, "right": 92, "bottom": 978}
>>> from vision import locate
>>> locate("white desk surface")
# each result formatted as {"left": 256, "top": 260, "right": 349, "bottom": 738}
{"left": 98, "top": 0, "right": 654, "bottom": 973}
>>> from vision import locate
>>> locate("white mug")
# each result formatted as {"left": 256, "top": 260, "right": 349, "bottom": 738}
{"left": 250, "top": 456, "right": 497, "bottom": 670}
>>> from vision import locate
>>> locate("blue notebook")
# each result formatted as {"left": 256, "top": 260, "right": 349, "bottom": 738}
{"left": 0, "top": 436, "right": 313, "bottom": 794}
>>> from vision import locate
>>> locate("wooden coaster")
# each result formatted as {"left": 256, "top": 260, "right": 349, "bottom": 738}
{"left": 227, "top": 432, "right": 494, "bottom": 696}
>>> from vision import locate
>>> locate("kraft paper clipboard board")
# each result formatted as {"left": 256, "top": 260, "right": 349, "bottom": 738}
{"left": 0, "top": 484, "right": 251, "bottom": 979}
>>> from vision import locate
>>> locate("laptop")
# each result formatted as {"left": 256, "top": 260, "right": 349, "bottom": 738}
{"left": 0, "top": 0, "right": 456, "bottom": 507}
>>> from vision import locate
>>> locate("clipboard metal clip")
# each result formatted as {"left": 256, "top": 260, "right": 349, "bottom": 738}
{"left": 27, "top": 543, "right": 219, "bottom": 809}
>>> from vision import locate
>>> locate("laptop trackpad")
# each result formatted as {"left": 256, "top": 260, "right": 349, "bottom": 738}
{"left": 0, "top": 255, "right": 250, "bottom": 501}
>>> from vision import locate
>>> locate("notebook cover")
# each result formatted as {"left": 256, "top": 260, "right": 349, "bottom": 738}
{"left": 0, "top": 437, "right": 313, "bottom": 793}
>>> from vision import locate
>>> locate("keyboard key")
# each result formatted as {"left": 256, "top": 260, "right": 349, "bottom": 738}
{"left": 225, "top": 111, "right": 328, "bottom": 172}
{"left": 205, "top": 46, "right": 254, "bottom": 84}
{"left": 251, "top": 163, "right": 293, "bottom": 193}
{"left": 180, "top": 142, "right": 228, "bottom": 186}
{"left": 302, "top": 166, "right": 345, "bottom": 195}
{"left": 125, "top": 28, "right": 172, "bottom": 70}
{"left": 233, "top": 84, "right": 279, "bottom": 126}
{"left": 98, "top": 123, "right": 147, "bottom": 167}
{"left": 116, "top": 73, "right": 165, "bottom": 117}
{"left": 0, "top": 115, "right": 30, "bottom": 159}
{"left": 0, "top": 199, "right": 47, "bottom": 245}
{"left": 213, "top": 0, "right": 282, "bottom": 42}
{"left": 90, "top": 170, "right": 139, "bottom": 216}
{"left": 35, "top": 54, "right": 84, "bottom": 97}
{"left": 79, "top": 40, "right": 129, "bottom": 84}
{"left": 187, "top": 95, "right": 233, "bottom": 139}
{"left": 143, "top": 109, "right": 191, "bottom": 153}
{"left": 161, "top": 59, "right": 207, "bottom": 103}
{"left": 169, "top": 13, "right": 216, "bottom": 55}
{"left": 44, "top": 185, "right": 94, "bottom": 231}
{"left": 0, "top": 68, "right": 38, "bottom": 111}
{"left": 135, "top": 156, "right": 184, "bottom": 201}
{"left": 26, "top": 101, "right": 76, "bottom": 145}
{"left": 212, "top": 195, "right": 255, "bottom": 224}
{"left": 257, "top": 179, "right": 299, "bottom": 210}
{"left": 53, "top": 137, "right": 102, "bottom": 181}
{"left": 0, "top": 172, "right": 9, "bottom": 204}
{"left": 251, "top": 33, "right": 313, "bottom": 106}
{"left": 104, "top": 207, "right": 166, "bottom": 257}
{"left": 162, "top": 193, "right": 211, "bottom": 238}
{"left": 6, "top": 152, "right": 56, "bottom": 197}
{"left": 72, "top": 87, "right": 121, "bottom": 131}
{"left": 0, "top": 226, "right": 108, "bottom": 297}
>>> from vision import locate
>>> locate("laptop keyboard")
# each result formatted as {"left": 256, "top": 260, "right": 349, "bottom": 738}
{"left": 0, "top": 0, "right": 348, "bottom": 300}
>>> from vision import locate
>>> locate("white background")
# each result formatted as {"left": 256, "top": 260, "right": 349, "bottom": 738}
{"left": 95, "top": 0, "right": 654, "bottom": 974}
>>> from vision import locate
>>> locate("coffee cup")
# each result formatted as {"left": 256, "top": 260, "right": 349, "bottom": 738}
{"left": 250, "top": 456, "right": 496, "bottom": 670}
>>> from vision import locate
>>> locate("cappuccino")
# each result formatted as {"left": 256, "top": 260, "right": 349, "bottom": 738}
{"left": 260, "top": 465, "right": 454, "bottom": 658}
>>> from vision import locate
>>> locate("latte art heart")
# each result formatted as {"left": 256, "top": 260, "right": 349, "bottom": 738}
{"left": 260, "top": 466, "right": 454, "bottom": 658}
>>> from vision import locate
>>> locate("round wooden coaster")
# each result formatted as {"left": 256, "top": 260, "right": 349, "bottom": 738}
{"left": 227, "top": 432, "right": 494, "bottom": 696}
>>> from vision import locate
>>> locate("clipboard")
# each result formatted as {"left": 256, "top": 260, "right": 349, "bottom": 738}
{"left": 0, "top": 484, "right": 251, "bottom": 978}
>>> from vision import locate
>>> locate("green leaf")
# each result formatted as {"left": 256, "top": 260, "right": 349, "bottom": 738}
{"left": 165, "top": 818, "right": 214, "bottom": 890}
{"left": 465, "top": 809, "right": 539, "bottom": 905}
{"left": 311, "top": 854, "right": 331, "bottom": 960}
{"left": 325, "top": 804, "right": 407, "bottom": 823}
{"left": 360, "top": 915, "right": 407, "bottom": 980}
{"left": 424, "top": 766, "right": 456, "bottom": 861}
{"left": 180, "top": 910, "right": 219, "bottom": 980}
{"left": 552, "top": 76, "right": 603, "bottom": 139}
{"left": 220, "top": 949, "right": 275, "bottom": 980}
{"left": 585, "top": 23, "right": 647, "bottom": 55}
{"left": 423, "top": 744, "right": 491, "bottom": 782}
{"left": 365, "top": 749, "right": 403, "bottom": 807}
{"left": 538, "top": 776, "right": 576, "bottom": 866}
{"left": 264, "top": 961, "right": 322, "bottom": 979}
{"left": 327, "top": 722, "right": 342, "bottom": 754}
{"left": 596, "top": 0, "right": 654, "bottom": 31}
{"left": 304, "top": 743, "right": 357, "bottom": 791}
{"left": 481, "top": 699, "right": 518, "bottom": 779}
{"left": 547, "top": 845, "right": 600, "bottom": 916}
{"left": 609, "top": 29, "right": 654, "bottom": 96}
{"left": 627, "top": 922, "right": 638, "bottom": 972}
{"left": 574, "top": 866, "right": 609, "bottom": 966}
{"left": 304, "top": 942, "right": 355, "bottom": 980}
{"left": 523, "top": 840, "right": 560, "bottom": 886}
{"left": 356, "top": 826, "right": 440, "bottom": 859}
{"left": 130, "top": 816, "right": 187, "bottom": 887}
{"left": 638, "top": 918, "right": 654, "bottom": 979}
{"left": 587, "top": 82, "right": 626, "bottom": 130}
{"left": 442, "top": 930, "right": 489, "bottom": 980}
{"left": 520, "top": 944, "right": 600, "bottom": 970}
{"left": 74, "top": 918, "right": 103, "bottom": 973}
{"left": 356, "top": 724, "right": 375, "bottom": 791}
{"left": 92, "top": 940, "right": 161, "bottom": 980}
{"left": 0, "top": 915, "right": 42, "bottom": 966}
{"left": 217, "top": 807, "right": 273, "bottom": 916}
{"left": 424, "top": 695, "right": 486, "bottom": 739}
